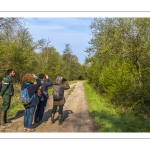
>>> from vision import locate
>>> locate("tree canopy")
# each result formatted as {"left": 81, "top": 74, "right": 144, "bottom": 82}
{"left": 0, "top": 18, "right": 86, "bottom": 82}
{"left": 85, "top": 18, "right": 150, "bottom": 114}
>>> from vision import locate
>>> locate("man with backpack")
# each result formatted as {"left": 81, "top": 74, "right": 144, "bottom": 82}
{"left": 34, "top": 74, "right": 53, "bottom": 124}
{"left": 51, "top": 76, "right": 70, "bottom": 125}
{"left": 0, "top": 69, "right": 15, "bottom": 127}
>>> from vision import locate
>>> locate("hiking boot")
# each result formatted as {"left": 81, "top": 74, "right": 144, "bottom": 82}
{"left": 58, "top": 114, "right": 62, "bottom": 125}
{"left": 4, "top": 111, "right": 12, "bottom": 123}
{"left": 1, "top": 123, "right": 8, "bottom": 128}
{"left": 38, "top": 120, "right": 43, "bottom": 124}
{"left": 0, "top": 112, "right": 5, "bottom": 125}
{"left": 0, "top": 112, "right": 1, "bottom": 125}
{"left": 42, "top": 120, "right": 47, "bottom": 123}
{"left": 23, "top": 128, "right": 28, "bottom": 132}
{"left": 28, "top": 128, "right": 35, "bottom": 132}
{"left": 51, "top": 113, "right": 55, "bottom": 124}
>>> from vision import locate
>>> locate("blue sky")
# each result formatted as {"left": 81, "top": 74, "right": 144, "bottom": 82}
{"left": 25, "top": 18, "right": 94, "bottom": 64}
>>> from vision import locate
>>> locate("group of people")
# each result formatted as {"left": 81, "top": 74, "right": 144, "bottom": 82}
{"left": 0, "top": 69, "right": 70, "bottom": 132}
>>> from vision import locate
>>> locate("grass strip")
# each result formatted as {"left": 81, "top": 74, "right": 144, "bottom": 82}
{"left": 84, "top": 81, "right": 150, "bottom": 132}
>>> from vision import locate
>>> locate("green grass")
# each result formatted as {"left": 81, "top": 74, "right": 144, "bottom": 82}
{"left": 84, "top": 81, "right": 150, "bottom": 132}
{"left": 8, "top": 102, "right": 24, "bottom": 118}
{"left": 1, "top": 83, "right": 25, "bottom": 119}
{"left": 48, "top": 87, "right": 53, "bottom": 95}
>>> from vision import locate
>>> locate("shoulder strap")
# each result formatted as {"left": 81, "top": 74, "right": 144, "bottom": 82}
{"left": 2, "top": 77, "right": 10, "bottom": 85}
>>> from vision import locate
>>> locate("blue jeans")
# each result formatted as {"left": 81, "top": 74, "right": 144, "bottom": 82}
{"left": 35, "top": 99, "right": 47, "bottom": 121}
{"left": 24, "top": 106, "right": 35, "bottom": 128}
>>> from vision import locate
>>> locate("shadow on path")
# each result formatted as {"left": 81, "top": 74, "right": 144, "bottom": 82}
{"left": 9, "top": 110, "right": 24, "bottom": 120}
{"left": 32, "top": 109, "right": 53, "bottom": 128}
{"left": 61, "top": 110, "right": 73, "bottom": 123}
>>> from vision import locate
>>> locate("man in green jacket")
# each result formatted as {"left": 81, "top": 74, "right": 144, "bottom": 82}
{"left": 0, "top": 69, "right": 15, "bottom": 127}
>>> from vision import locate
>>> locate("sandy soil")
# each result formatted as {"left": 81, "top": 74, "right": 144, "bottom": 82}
{"left": 0, "top": 81, "right": 96, "bottom": 132}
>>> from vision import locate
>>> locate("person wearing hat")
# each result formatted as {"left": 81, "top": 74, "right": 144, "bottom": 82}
{"left": 51, "top": 76, "right": 70, "bottom": 125}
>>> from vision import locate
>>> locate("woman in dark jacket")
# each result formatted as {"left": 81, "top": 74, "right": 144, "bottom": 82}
{"left": 21, "top": 74, "right": 41, "bottom": 132}
{"left": 51, "top": 76, "right": 70, "bottom": 125}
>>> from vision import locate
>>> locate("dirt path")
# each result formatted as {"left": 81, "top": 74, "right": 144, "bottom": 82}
{"left": 0, "top": 81, "right": 96, "bottom": 132}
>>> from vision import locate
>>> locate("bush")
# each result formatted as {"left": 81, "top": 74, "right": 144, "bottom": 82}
{"left": 98, "top": 58, "right": 139, "bottom": 106}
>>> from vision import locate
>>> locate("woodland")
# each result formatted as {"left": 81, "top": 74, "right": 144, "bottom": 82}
{"left": 1, "top": 18, "right": 150, "bottom": 115}
{"left": 0, "top": 18, "right": 85, "bottom": 82}
{"left": 85, "top": 18, "right": 150, "bottom": 114}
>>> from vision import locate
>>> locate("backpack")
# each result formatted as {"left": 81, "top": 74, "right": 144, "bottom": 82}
{"left": 20, "top": 87, "right": 34, "bottom": 106}
{"left": 52, "top": 84, "right": 63, "bottom": 101}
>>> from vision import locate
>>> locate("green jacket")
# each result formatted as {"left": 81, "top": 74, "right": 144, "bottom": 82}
{"left": 0, "top": 75, "right": 14, "bottom": 96}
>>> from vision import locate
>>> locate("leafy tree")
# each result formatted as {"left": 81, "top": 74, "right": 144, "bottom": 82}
{"left": 85, "top": 18, "right": 150, "bottom": 113}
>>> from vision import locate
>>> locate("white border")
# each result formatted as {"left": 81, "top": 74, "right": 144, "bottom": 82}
{"left": 0, "top": 133, "right": 150, "bottom": 138}
{"left": 0, "top": 12, "right": 150, "bottom": 18}
{"left": 1, "top": 0, "right": 150, "bottom": 12}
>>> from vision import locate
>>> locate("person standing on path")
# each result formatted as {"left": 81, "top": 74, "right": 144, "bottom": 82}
{"left": 21, "top": 74, "right": 41, "bottom": 132}
{"left": 51, "top": 76, "right": 70, "bottom": 125}
{"left": 34, "top": 74, "right": 53, "bottom": 124}
{"left": 0, "top": 69, "right": 15, "bottom": 127}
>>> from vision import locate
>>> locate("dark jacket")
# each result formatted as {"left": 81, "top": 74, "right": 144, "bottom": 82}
{"left": 40, "top": 78, "right": 53, "bottom": 101}
{"left": 21, "top": 77, "right": 41, "bottom": 109}
{"left": 0, "top": 75, "right": 14, "bottom": 96}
